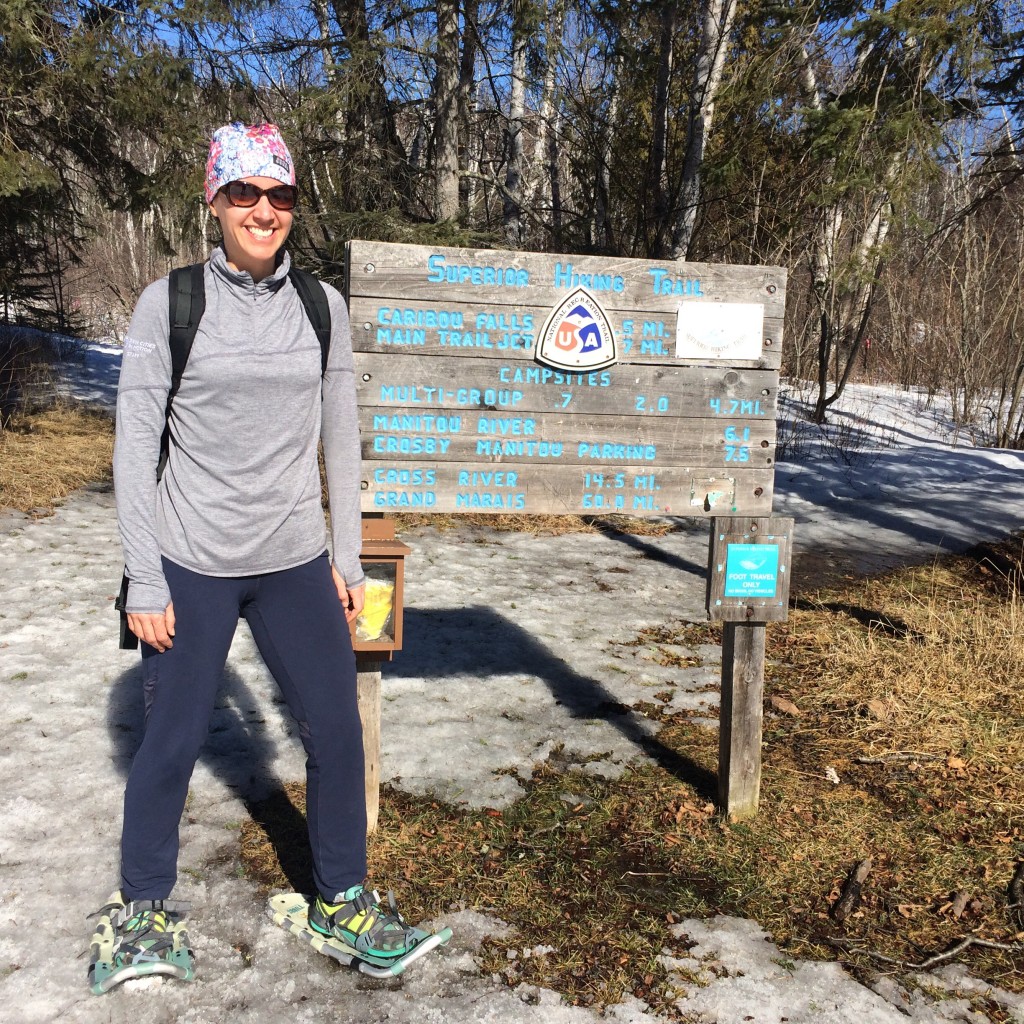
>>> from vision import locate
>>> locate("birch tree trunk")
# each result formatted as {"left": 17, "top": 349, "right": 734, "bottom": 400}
{"left": 594, "top": 49, "right": 623, "bottom": 252}
{"left": 458, "top": 0, "right": 479, "bottom": 217}
{"left": 433, "top": 0, "right": 461, "bottom": 221}
{"left": 649, "top": 0, "right": 677, "bottom": 255}
{"left": 535, "top": 0, "right": 565, "bottom": 246}
{"left": 503, "top": 0, "right": 527, "bottom": 246}
{"left": 668, "top": 0, "right": 736, "bottom": 259}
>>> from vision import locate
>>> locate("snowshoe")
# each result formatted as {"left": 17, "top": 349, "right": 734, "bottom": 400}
{"left": 268, "top": 890, "right": 451, "bottom": 978}
{"left": 87, "top": 893, "right": 194, "bottom": 994}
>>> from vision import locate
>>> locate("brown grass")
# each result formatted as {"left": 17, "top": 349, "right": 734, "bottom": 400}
{"left": 391, "top": 511, "right": 682, "bottom": 536}
{"left": 0, "top": 405, "right": 114, "bottom": 513}
{"left": 240, "top": 536, "right": 1024, "bottom": 1012}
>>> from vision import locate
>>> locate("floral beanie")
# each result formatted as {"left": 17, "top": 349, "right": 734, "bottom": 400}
{"left": 204, "top": 122, "right": 296, "bottom": 203}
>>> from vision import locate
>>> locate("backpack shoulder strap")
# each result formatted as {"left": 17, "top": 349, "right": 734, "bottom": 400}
{"left": 288, "top": 266, "right": 331, "bottom": 374}
{"left": 159, "top": 263, "right": 206, "bottom": 479}
{"left": 167, "top": 263, "right": 206, "bottom": 400}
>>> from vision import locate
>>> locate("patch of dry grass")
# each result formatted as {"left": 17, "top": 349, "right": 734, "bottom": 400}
{"left": 240, "top": 540, "right": 1024, "bottom": 1012}
{"left": 0, "top": 405, "right": 114, "bottom": 513}
{"left": 392, "top": 511, "right": 682, "bottom": 536}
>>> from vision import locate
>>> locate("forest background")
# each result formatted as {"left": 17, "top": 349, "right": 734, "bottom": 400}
{"left": 3, "top": 5, "right": 1024, "bottom": 1013}
{"left": 2, "top": 0, "right": 1024, "bottom": 440}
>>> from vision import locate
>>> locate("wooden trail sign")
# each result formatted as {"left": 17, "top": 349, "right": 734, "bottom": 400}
{"left": 346, "top": 242, "right": 786, "bottom": 518}
{"left": 343, "top": 241, "right": 791, "bottom": 825}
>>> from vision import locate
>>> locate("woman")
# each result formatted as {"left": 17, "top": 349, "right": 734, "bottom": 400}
{"left": 106, "top": 122, "right": 411, "bottom": 979}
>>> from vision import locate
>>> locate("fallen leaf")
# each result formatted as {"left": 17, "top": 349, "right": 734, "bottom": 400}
{"left": 864, "top": 699, "right": 888, "bottom": 720}
{"left": 769, "top": 696, "right": 801, "bottom": 717}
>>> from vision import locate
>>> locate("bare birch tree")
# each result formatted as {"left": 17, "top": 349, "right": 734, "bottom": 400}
{"left": 432, "top": 0, "right": 461, "bottom": 221}
{"left": 668, "top": 0, "right": 736, "bottom": 258}
{"left": 503, "top": 0, "right": 529, "bottom": 245}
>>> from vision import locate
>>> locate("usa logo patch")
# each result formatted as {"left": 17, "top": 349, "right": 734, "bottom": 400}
{"left": 535, "top": 289, "right": 618, "bottom": 371}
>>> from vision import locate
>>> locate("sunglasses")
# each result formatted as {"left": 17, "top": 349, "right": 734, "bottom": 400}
{"left": 218, "top": 180, "right": 298, "bottom": 211}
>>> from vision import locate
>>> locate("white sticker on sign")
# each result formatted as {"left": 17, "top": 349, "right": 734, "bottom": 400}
{"left": 676, "top": 302, "right": 764, "bottom": 361}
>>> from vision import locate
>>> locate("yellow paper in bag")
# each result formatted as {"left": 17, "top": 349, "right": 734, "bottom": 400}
{"left": 357, "top": 578, "right": 395, "bottom": 641}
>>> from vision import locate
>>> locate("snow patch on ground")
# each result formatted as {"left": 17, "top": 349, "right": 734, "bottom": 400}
{"left": 0, "top": 346, "right": 1020, "bottom": 1021}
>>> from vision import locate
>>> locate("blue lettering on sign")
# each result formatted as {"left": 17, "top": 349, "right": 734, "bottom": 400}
{"left": 709, "top": 398, "right": 767, "bottom": 416}
{"left": 372, "top": 435, "right": 451, "bottom": 455}
{"left": 373, "top": 468, "right": 437, "bottom": 486}
{"left": 453, "top": 388, "right": 524, "bottom": 407}
{"left": 374, "top": 491, "right": 438, "bottom": 508}
{"left": 377, "top": 308, "right": 464, "bottom": 329}
{"left": 648, "top": 268, "right": 704, "bottom": 296}
{"left": 477, "top": 416, "right": 534, "bottom": 435}
{"left": 454, "top": 492, "right": 527, "bottom": 510}
{"left": 475, "top": 312, "right": 534, "bottom": 331}
{"left": 498, "top": 366, "right": 611, "bottom": 387}
{"left": 438, "top": 330, "right": 491, "bottom": 348}
{"left": 724, "top": 544, "right": 780, "bottom": 598}
{"left": 581, "top": 492, "right": 626, "bottom": 510}
{"left": 372, "top": 414, "right": 461, "bottom": 433}
{"left": 378, "top": 385, "right": 524, "bottom": 407}
{"left": 576, "top": 443, "right": 656, "bottom": 461}
{"left": 381, "top": 385, "right": 442, "bottom": 403}
{"left": 376, "top": 327, "right": 426, "bottom": 345}
{"left": 552, "top": 263, "right": 625, "bottom": 293}
{"left": 427, "top": 254, "right": 529, "bottom": 287}
{"left": 457, "top": 470, "right": 518, "bottom": 487}
{"left": 476, "top": 440, "right": 563, "bottom": 457}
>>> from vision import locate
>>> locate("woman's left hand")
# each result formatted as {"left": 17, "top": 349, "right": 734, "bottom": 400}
{"left": 332, "top": 566, "right": 365, "bottom": 623}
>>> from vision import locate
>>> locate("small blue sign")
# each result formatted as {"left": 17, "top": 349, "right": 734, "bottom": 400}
{"left": 724, "top": 543, "right": 780, "bottom": 598}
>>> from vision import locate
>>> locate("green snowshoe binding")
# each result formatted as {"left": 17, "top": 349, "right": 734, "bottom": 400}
{"left": 87, "top": 893, "right": 194, "bottom": 995}
{"left": 269, "top": 888, "right": 452, "bottom": 977}
{"left": 308, "top": 885, "right": 416, "bottom": 959}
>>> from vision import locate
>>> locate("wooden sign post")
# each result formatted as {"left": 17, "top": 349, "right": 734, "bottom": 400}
{"left": 344, "top": 241, "right": 789, "bottom": 821}
{"left": 707, "top": 517, "right": 794, "bottom": 818}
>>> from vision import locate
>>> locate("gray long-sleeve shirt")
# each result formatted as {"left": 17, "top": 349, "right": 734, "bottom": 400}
{"left": 114, "top": 246, "right": 364, "bottom": 613}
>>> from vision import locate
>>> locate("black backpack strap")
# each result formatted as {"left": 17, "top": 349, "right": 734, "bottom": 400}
{"left": 288, "top": 266, "right": 331, "bottom": 373}
{"left": 159, "top": 263, "right": 206, "bottom": 480}
{"left": 168, "top": 263, "right": 206, "bottom": 398}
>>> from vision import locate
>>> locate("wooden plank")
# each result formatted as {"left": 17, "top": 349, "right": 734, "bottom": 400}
{"left": 350, "top": 296, "right": 784, "bottom": 371}
{"left": 347, "top": 241, "right": 787, "bottom": 318}
{"left": 356, "top": 660, "right": 382, "bottom": 834}
{"left": 361, "top": 462, "right": 775, "bottom": 516}
{"left": 718, "top": 622, "right": 765, "bottom": 819}
{"left": 362, "top": 405, "right": 776, "bottom": 470}
{"left": 355, "top": 353, "right": 778, "bottom": 419}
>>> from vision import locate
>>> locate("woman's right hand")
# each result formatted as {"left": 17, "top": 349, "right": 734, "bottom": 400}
{"left": 127, "top": 603, "right": 176, "bottom": 652}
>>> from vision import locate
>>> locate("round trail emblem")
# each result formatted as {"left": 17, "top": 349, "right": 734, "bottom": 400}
{"left": 535, "top": 288, "right": 618, "bottom": 371}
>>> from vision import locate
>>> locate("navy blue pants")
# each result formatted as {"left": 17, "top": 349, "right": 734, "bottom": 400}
{"left": 120, "top": 553, "right": 366, "bottom": 901}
